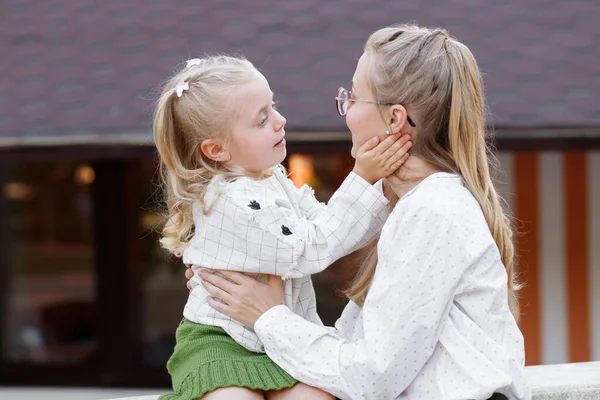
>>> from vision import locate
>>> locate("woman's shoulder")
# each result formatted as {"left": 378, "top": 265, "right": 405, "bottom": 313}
{"left": 385, "top": 173, "right": 497, "bottom": 257}
{"left": 403, "top": 173, "right": 475, "bottom": 209}
{"left": 395, "top": 172, "right": 487, "bottom": 229}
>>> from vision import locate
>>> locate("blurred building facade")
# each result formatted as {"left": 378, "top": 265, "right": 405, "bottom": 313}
{"left": 1, "top": 0, "right": 599, "bottom": 388}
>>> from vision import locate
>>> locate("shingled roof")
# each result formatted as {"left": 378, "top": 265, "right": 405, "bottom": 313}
{"left": 1, "top": 0, "right": 599, "bottom": 147}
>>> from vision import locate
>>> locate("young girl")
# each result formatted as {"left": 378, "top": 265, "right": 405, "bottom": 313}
{"left": 196, "top": 25, "right": 531, "bottom": 400}
{"left": 153, "top": 55, "right": 412, "bottom": 399}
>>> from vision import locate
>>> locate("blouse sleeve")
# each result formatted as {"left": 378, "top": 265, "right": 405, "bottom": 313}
{"left": 185, "top": 172, "right": 388, "bottom": 279}
{"left": 293, "top": 178, "right": 388, "bottom": 251}
{"left": 254, "top": 205, "right": 477, "bottom": 399}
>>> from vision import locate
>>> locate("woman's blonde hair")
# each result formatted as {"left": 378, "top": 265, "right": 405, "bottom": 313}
{"left": 344, "top": 24, "right": 520, "bottom": 320}
{"left": 153, "top": 55, "right": 259, "bottom": 257}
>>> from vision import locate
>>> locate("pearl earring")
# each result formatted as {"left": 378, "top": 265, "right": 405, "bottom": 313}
{"left": 385, "top": 129, "right": 391, "bottom": 135}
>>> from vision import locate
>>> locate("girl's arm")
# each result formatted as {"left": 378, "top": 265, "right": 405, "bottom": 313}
{"left": 232, "top": 170, "right": 389, "bottom": 279}
{"left": 282, "top": 133, "right": 409, "bottom": 254}
{"left": 184, "top": 169, "right": 387, "bottom": 280}
{"left": 286, "top": 176, "right": 389, "bottom": 252}
{"left": 185, "top": 134, "right": 409, "bottom": 279}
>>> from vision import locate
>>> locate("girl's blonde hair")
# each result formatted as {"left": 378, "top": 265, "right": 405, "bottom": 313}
{"left": 344, "top": 24, "right": 520, "bottom": 320}
{"left": 153, "top": 55, "right": 259, "bottom": 257}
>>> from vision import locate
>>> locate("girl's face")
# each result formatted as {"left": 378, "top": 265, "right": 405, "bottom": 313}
{"left": 345, "top": 53, "right": 390, "bottom": 158}
{"left": 227, "top": 72, "right": 287, "bottom": 174}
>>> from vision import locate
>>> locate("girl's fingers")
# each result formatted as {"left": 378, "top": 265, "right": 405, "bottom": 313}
{"left": 387, "top": 141, "right": 413, "bottom": 165}
{"left": 378, "top": 142, "right": 412, "bottom": 173}
{"left": 380, "top": 135, "right": 410, "bottom": 160}
{"left": 185, "top": 268, "right": 194, "bottom": 280}
{"left": 369, "top": 134, "right": 402, "bottom": 158}
{"left": 356, "top": 136, "right": 380, "bottom": 157}
{"left": 392, "top": 153, "right": 409, "bottom": 170}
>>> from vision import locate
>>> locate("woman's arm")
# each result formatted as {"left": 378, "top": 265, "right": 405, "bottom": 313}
{"left": 200, "top": 205, "right": 473, "bottom": 399}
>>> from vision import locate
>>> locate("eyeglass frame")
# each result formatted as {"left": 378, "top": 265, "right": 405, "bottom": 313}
{"left": 335, "top": 86, "right": 417, "bottom": 127}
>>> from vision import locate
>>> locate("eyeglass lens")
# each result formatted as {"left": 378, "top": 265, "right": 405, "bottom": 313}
{"left": 336, "top": 87, "right": 349, "bottom": 116}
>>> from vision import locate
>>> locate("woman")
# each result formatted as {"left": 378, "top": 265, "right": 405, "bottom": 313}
{"left": 193, "top": 24, "right": 531, "bottom": 400}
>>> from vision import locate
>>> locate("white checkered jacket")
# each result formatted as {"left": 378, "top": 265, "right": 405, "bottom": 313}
{"left": 182, "top": 166, "right": 389, "bottom": 352}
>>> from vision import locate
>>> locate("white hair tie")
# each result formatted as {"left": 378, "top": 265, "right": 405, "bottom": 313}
{"left": 174, "top": 81, "right": 189, "bottom": 97}
{"left": 185, "top": 58, "right": 202, "bottom": 69}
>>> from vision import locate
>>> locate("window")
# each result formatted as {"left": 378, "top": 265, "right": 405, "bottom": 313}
{"left": 134, "top": 158, "right": 188, "bottom": 367}
{"left": 0, "top": 149, "right": 367, "bottom": 381}
{"left": 1, "top": 163, "right": 95, "bottom": 364}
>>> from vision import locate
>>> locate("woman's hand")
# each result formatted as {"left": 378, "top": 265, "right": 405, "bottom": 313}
{"left": 198, "top": 269, "right": 285, "bottom": 329}
{"left": 185, "top": 264, "right": 194, "bottom": 291}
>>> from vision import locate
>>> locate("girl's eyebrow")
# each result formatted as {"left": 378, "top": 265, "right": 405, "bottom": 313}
{"left": 256, "top": 92, "right": 275, "bottom": 116}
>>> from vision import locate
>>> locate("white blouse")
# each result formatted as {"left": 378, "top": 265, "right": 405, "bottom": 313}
{"left": 255, "top": 173, "right": 531, "bottom": 400}
{"left": 183, "top": 166, "right": 388, "bottom": 352}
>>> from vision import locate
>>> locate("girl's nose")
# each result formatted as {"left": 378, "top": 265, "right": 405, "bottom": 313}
{"left": 274, "top": 111, "right": 286, "bottom": 130}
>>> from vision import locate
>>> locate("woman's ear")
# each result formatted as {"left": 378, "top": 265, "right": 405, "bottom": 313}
{"left": 200, "top": 139, "right": 231, "bottom": 163}
{"left": 388, "top": 104, "right": 408, "bottom": 134}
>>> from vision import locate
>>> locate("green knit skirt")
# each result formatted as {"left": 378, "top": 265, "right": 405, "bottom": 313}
{"left": 159, "top": 319, "right": 298, "bottom": 400}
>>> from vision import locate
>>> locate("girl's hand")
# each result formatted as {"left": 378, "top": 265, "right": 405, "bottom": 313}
{"left": 353, "top": 133, "right": 412, "bottom": 184}
{"left": 198, "top": 269, "right": 285, "bottom": 329}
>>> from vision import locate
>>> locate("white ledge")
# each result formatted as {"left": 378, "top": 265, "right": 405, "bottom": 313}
{"left": 525, "top": 361, "right": 600, "bottom": 399}
{"left": 2, "top": 362, "right": 599, "bottom": 400}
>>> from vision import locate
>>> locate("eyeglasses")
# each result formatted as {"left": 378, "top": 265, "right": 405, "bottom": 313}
{"left": 335, "top": 87, "right": 416, "bottom": 127}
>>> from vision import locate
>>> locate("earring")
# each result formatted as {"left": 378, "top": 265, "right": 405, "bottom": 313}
{"left": 385, "top": 129, "right": 391, "bottom": 135}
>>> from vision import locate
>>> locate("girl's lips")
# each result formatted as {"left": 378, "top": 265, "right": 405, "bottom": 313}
{"left": 274, "top": 138, "right": 286, "bottom": 147}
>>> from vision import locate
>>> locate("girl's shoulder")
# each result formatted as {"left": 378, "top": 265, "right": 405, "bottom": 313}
{"left": 227, "top": 173, "right": 284, "bottom": 197}
{"left": 209, "top": 169, "right": 291, "bottom": 214}
{"left": 219, "top": 165, "right": 287, "bottom": 191}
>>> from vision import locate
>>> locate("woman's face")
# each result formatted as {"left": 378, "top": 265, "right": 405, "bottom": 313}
{"left": 346, "top": 53, "right": 389, "bottom": 158}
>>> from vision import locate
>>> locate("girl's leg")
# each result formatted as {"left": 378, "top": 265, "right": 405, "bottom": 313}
{"left": 199, "top": 387, "right": 264, "bottom": 400}
{"left": 265, "top": 383, "right": 334, "bottom": 400}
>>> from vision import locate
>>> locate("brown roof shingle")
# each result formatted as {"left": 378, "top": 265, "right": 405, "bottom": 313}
{"left": 1, "top": 0, "right": 599, "bottom": 146}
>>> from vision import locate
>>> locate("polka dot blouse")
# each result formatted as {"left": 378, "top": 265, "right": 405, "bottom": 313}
{"left": 255, "top": 172, "right": 531, "bottom": 400}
